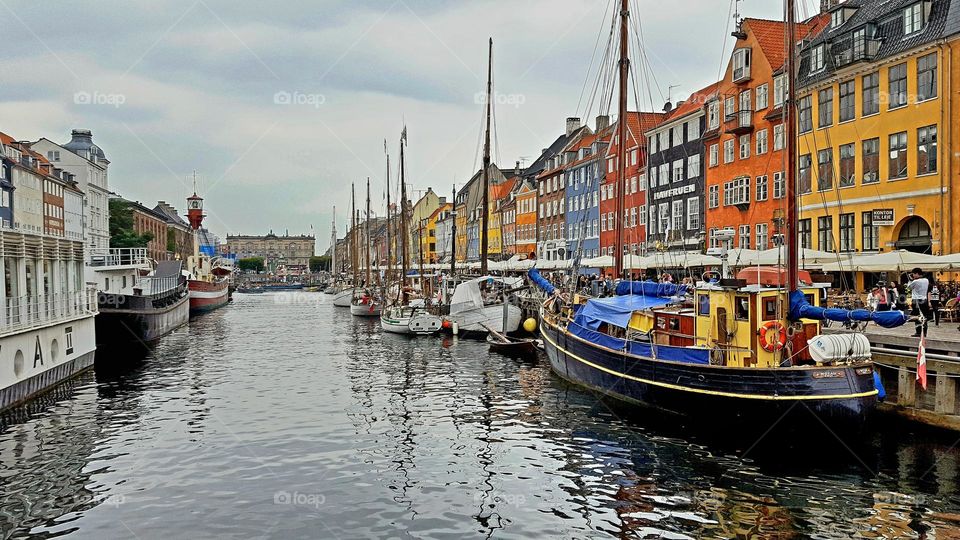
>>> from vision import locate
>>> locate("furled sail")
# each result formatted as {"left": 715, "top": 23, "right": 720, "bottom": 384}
{"left": 788, "top": 290, "right": 909, "bottom": 328}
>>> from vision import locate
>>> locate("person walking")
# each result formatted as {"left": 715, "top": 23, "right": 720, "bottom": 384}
{"left": 930, "top": 283, "right": 941, "bottom": 327}
{"left": 907, "top": 268, "right": 932, "bottom": 337}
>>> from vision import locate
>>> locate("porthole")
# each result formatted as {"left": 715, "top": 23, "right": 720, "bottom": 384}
{"left": 13, "top": 350, "right": 24, "bottom": 377}
{"left": 51, "top": 339, "right": 59, "bottom": 363}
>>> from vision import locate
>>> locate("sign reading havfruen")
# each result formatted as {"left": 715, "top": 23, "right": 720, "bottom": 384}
{"left": 872, "top": 208, "right": 895, "bottom": 226}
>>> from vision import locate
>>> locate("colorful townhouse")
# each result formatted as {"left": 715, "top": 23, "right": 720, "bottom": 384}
{"left": 796, "top": 0, "right": 960, "bottom": 261}
{"left": 599, "top": 111, "right": 667, "bottom": 258}
{"left": 421, "top": 202, "right": 451, "bottom": 264}
{"left": 514, "top": 179, "right": 538, "bottom": 258}
{"left": 565, "top": 117, "right": 612, "bottom": 263}
{"left": 704, "top": 15, "right": 829, "bottom": 250}
{"left": 644, "top": 87, "right": 716, "bottom": 253}
{"left": 536, "top": 118, "right": 593, "bottom": 261}
{"left": 0, "top": 140, "right": 12, "bottom": 228}
{"left": 489, "top": 171, "right": 517, "bottom": 258}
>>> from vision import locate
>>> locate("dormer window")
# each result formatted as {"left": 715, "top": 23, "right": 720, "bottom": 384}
{"left": 832, "top": 10, "right": 844, "bottom": 29}
{"left": 732, "top": 48, "right": 751, "bottom": 82}
{"left": 811, "top": 44, "right": 826, "bottom": 72}
{"left": 904, "top": 2, "right": 926, "bottom": 35}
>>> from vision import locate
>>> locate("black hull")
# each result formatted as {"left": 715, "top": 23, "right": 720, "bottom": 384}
{"left": 540, "top": 317, "right": 877, "bottom": 435}
{"left": 96, "top": 294, "right": 190, "bottom": 348}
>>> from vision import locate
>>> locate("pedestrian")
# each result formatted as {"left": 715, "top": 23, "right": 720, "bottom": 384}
{"left": 930, "top": 283, "right": 941, "bottom": 326}
{"left": 867, "top": 286, "right": 881, "bottom": 312}
{"left": 907, "top": 267, "right": 932, "bottom": 337}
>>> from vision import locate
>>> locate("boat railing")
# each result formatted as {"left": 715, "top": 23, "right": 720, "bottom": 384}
{"left": 88, "top": 248, "right": 150, "bottom": 267}
{"left": 0, "top": 287, "right": 98, "bottom": 336}
{"left": 136, "top": 275, "right": 184, "bottom": 297}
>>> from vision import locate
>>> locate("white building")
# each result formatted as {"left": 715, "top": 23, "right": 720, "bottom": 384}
{"left": 32, "top": 130, "right": 111, "bottom": 254}
{"left": 64, "top": 184, "right": 84, "bottom": 242}
{"left": 3, "top": 143, "right": 44, "bottom": 235}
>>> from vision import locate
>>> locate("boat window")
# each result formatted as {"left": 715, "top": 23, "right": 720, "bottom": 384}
{"left": 668, "top": 318, "right": 681, "bottom": 331}
{"left": 735, "top": 296, "right": 750, "bottom": 320}
{"left": 698, "top": 294, "right": 710, "bottom": 315}
{"left": 763, "top": 297, "right": 779, "bottom": 321}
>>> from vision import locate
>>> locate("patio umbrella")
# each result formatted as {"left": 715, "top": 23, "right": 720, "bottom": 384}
{"left": 820, "top": 250, "right": 945, "bottom": 272}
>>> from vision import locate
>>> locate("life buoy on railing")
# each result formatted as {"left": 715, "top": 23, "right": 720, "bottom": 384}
{"left": 758, "top": 321, "right": 787, "bottom": 352}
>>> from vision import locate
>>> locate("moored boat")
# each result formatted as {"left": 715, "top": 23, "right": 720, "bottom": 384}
{"left": 350, "top": 293, "right": 381, "bottom": 317}
{"left": 184, "top": 190, "right": 230, "bottom": 316}
{"left": 444, "top": 276, "right": 523, "bottom": 334}
{"left": 96, "top": 260, "right": 189, "bottom": 347}
{"left": 381, "top": 305, "right": 442, "bottom": 335}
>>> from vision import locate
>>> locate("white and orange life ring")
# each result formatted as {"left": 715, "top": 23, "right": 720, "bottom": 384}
{"left": 758, "top": 321, "right": 787, "bottom": 352}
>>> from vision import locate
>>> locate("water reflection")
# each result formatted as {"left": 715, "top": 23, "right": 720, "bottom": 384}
{"left": 0, "top": 294, "right": 959, "bottom": 539}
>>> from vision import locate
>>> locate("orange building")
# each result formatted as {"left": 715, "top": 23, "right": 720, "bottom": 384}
{"left": 490, "top": 176, "right": 516, "bottom": 257}
{"left": 514, "top": 179, "right": 538, "bottom": 258}
{"left": 704, "top": 16, "right": 828, "bottom": 250}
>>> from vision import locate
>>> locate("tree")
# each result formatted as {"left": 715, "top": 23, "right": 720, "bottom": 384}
{"left": 109, "top": 199, "right": 154, "bottom": 248}
{"left": 310, "top": 255, "right": 330, "bottom": 272}
{"left": 238, "top": 257, "right": 265, "bottom": 272}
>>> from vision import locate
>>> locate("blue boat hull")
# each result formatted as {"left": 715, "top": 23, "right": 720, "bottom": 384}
{"left": 540, "top": 316, "right": 877, "bottom": 433}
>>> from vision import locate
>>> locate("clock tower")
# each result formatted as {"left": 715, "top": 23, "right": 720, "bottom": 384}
{"left": 187, "top": 193, "right": 204, "bottom": 231}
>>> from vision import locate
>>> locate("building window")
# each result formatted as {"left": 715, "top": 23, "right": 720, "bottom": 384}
{"left": 888, "top": 63, "right": 907, "bottom": 109}
{"left": 708, "top": 101, "right": 720, "bottom": 129}
{"left": 687, "top": 119, "right": 700, "bottom": 141}
{"left": 917, "top": 53, "right": 937, "bottom": 101}
{"left": 600, "top": 214, "right": 606, "bottom": 232}
{"left": 686, "top": 197, "right": 699, "bottom": 230}
{"left": 672, "top": 200, "right": 683, "bottom": 232}
{"left": 755, "top": 129, "right": 768, "bottom": 155}
{"left": 862, "top": 211, "right": 879, "bottom": 251}
{"left": 709, "top": 144, "right": 719, "bottom": 167}
{"left": 638, "top": 205, "right": 646, "bottom": 228}
{"left": 732, "top": 47, "right": 751, "bottom": 81}
{"left": 773, "top": 124, "right": 784, "bottom": 151}
{"left": 756, "top": 83, "right": 768, "bottom": 111}
{"left": 839, "top": 80, "right": 855, "bottom": 122}
{"left": 658, "top": 202, "right": 669, "bottom": 234}
{"left": 818, "top": 88, "right": 833, "bottom": 128}
{"left": 723, "top": 139, "right": 735, "bottom": 163}
{"left": 773, "top": 74, "right": 787, "bottom": 107}
{"left": 739, "top": 224, "right": 750, "bottom": 249}
{"left": 630, "top": 207, "right": 637, "bottom": 228}
{"left": 671, "top": 125, "right": 684, "bottom": 147}
{"left": 839, "top": 143, "right": 856, "bottom": 187}
{"left": 810, "top": 44, "right": 825, "bottom": 72}
{"left": 861, "top": 138, "right": 879, "bottom": 184}
{"left": 649, "top": 205, "right": 658, "bottom": 233}
{"left": 723, "top": 177, "right": 750, "bottom": 206}
{"left": 798, "top": 95, "right": 813, "bottom": 133}
{"left": 672, "top": 159, "right": 684, "bottom": 182}
{"left": 659, "top": 164, "right": 669, "bottom": 187}
{"left": 738, "top": 135, "right": 750, "bottom": 160}
{"left": 756, "top": 175, "right": 768, "bottom": 202}
{"left": 687, "top": 154, "right": 700, "bottom": 179}
{"left": 838, "top": 213, "right": 855, "bottom": 252}
{"left": 918, "top": 125, "right": 937, "bottom": 175}
{"left": 799, "top": 154, "right": 812, "bottom": 194}
{"left": 818, "top": 216, "right": 834, "bottom": 251}
{"left": 862, "top": 72, "right": 879, "bottom": 116}
{"left": 904, "top": 2, "right": 925, "bottom": 35}
{"left": 817, "top": 149, "right": 833, "bottom": 191}
{"left": 889, "top": 131, "right": 908, "bottom": 179}
{"left": 708, "top": 185, "right": 719, "bottom": 209}
{"left": 724, "top": 96, "right": 736, "bottom": 119}
{"left": 756, "top": 223, "right": 769, "bottom": 250}
{"left": 799, "top": 218, "right": 812, "bottom": 249}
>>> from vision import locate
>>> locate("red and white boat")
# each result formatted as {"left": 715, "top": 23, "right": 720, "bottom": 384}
{"left": 185, "top": 191, "right": 231, "bottom": 316}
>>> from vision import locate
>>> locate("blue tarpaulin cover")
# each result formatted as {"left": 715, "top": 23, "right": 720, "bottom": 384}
{"left": 615, "top": 281, "right": 687, "bottom": 298}
{"left": 573, "top": 294, "right": 676, "bottom": 330}
{"left": 788, "top": 290, "right": 908, "bottom": 328}
{"left": 568, "top": 322, "right": 709, "bottom": 364}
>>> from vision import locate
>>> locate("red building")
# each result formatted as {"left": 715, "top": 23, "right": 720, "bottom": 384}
{"left": 600, "top": 112, "right": 666, "bottom": 257}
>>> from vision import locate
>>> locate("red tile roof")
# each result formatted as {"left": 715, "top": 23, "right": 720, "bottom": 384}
{"left": 745, "top": 14, "right": 830, "bottom": 70}
{"left": 607, "top": 111, "right": 667, "bottom": 154}
{"left": 663, "top": 82, "right": 721, "bottom": 122}
{"left": 490, "top": 177, "right": 516, "bottom": 200}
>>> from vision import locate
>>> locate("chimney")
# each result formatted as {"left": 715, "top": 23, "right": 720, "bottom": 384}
{"left": 595, "top": 115, "right": 610, "bottom": 131}
{"left": 565, "top": 117, "right": 581, "bottom": 136}
{"left": 515, "top": 160, "right": 521, "bottom": 176}
{"left": 662, "top": 101, "right": 673, "bottom": 113}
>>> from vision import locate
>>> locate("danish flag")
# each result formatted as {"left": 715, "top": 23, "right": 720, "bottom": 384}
{"left": 916, "top": 334, "right": 927, "bottom": 390}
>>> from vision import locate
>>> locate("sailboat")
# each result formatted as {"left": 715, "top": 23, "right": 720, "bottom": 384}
{"left": 381, "top": 127, "right": 443, "bottom": 335}
{"left": 444, "top": 38, "right": 523, "bottom": 336}
{"left": 332, "top": 187, "right": 360, "bottom": 307}
{"left": 351, "top": 177, "right": 382, "bottom": 317}
{"left": 531, "top": 0, "right": 908, "bottom": 432}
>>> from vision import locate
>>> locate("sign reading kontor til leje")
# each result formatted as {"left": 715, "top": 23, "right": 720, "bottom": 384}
{"left": 872, "top": 208, "right": 895, "bottom": 226}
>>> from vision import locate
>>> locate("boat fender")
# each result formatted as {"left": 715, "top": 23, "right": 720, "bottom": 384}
{"left": 758, "top": 321, "right": 787, "bottom": 352}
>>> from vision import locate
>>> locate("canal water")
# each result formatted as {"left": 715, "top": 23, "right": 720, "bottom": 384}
{"left": 3, "top": 292, "right": 960, "bottom": 539}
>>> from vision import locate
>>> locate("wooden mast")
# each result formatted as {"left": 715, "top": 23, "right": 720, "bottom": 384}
{"left": 400, "top": 127, "right": 409, "bottom": 305}
{"left": 385, "top": 140, "right": 392, "bottom": 285}
{"left": 365, "top": 177, "right": 371, "bottom": 288}
{"left": 450, "top": 184, "right": 457, "bottom": 277}
{"left": 480, "top": 37, "right": 493, "bottom": 275}
{"left": 785, "top": 0, "right": 799, "bottom": 293}
{"left": 351, "top": 183, "right": 357, "bottom": 293}
{"left": 613, "top": 0, "right": 630, "bottom": 279}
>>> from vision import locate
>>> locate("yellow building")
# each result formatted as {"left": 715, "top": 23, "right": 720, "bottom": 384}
{"left": 421, "top": 202, "right": 451, "bottom": 264}
{"left": 407, "top": 187, "right": 442, "bottom": 262}
{"left": 796, "top": 0, "right": 960, "bottom": 265}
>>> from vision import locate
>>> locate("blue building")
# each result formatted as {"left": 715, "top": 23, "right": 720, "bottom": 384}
{"left": 0, "top": 151, "right": 13, "bottom": 229}
{"left": 564, "top": 119, "right": 611, "bottom": 272}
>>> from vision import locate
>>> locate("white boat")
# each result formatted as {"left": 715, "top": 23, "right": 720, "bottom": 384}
{"left": 380, "top": 305, "right": 442, "bottom": 335}
{"left": 350, "top": 294, "right": 381, "bottom": 317}
{"left": 445, "top": 276, "right": 523, "bottom": 334}
{"left": 331, "top": 286, "right": 356, "bottom": 307}
{"left": 0, "top": 227, "right": 98, "bottom": 411}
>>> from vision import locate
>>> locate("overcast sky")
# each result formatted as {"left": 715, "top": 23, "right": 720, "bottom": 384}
{"left": 2, "top": 0, "right": 824, "bottom": 253}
